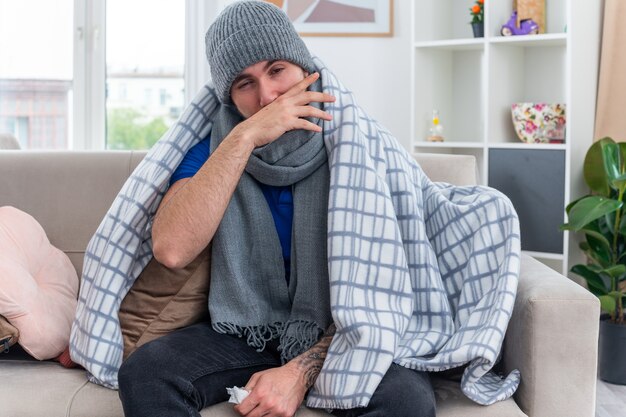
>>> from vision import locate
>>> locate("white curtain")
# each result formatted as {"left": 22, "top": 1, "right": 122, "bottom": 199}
{"left": 594, "top": 0, "right": 626, "bottom": 142}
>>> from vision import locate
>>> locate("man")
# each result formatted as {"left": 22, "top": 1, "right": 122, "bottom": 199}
{"left": 117, "top": 1, "right": 436, "bottom": 417}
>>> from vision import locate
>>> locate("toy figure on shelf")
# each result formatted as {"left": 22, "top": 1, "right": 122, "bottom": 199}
{"left": 501, "top": 10, "right": 539, "bottom": 36}
{"left": 427, "top": 110, "right": 445, "bottom": 142}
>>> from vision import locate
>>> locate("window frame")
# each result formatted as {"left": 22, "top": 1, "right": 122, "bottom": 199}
{"left": 71, "top": 0, "right": 217, "bottom": 150}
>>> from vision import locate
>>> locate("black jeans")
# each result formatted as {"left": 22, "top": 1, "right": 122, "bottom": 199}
{"left": 118, "top": 322, "right": 435, "bottom": 417}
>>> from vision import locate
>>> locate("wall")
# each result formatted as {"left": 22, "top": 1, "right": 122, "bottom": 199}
{"left": 300, "top": 2, "right": 412, "bottom": 149}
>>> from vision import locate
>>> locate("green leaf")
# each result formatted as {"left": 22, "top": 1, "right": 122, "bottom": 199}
{"left": 613, "top": 173, "right": 626, "bottom": 192}
{"left": 571, "top": 264, "right": 609, "bottom": 295}
{"left": 564, "top": 196, "right": 622, "bottom": 231}
{"left": 602, "top": 265, "right": 626, "bottom": 278}
{"left": 585, "top": 236, "right": 614, "bottom": 268}
{"left": 599, "top": 214, "right": 615, "bottom": 239}
{"left": 581, "top": 225, "right": 612, "bottom": 252}
{"left": 584, "top": 138, "right": 615, "bottom": 196}
{"left": 565, "top": 195, "right": 586, "bottom": 215}
{"left": 619, "top": 142, "right": 626, "bottom": 173}
{"left": 601, "top": 139, "right": 622, "bottom": 190}
{"left": 575, "top": 223, "right": 612, "bottom": 267}
{"left": 599, "top": 295, "right": 617, "bottom": 315}
{"left": 581, "top": 223, "right": 613, "bottom": 267}
{"left": 613, "top": 174, "right": 626, "bottom": 188}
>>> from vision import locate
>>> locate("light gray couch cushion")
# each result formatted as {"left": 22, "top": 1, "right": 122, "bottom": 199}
{"left": 0, "top": 151, "right": 147, "bottom": 275}
{"left": 0, "top": 360, "right": 526, "bottom": 417}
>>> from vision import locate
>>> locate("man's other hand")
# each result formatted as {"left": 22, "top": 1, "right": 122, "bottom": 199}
{"left": 234, "top": 362, "right": 307, "bottom": 417}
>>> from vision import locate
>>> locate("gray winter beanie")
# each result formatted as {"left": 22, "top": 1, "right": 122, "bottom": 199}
{"left": 205, "top": 1, "right": 315, "bottom": 103}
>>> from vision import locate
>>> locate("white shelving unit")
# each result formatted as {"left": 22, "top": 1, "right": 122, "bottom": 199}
{"left": 410, "top": 0, "right": 603, "bottom": 275}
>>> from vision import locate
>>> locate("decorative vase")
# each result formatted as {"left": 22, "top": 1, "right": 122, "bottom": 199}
{"left": 471, "top": 22, "right": 484, "bottom": 38}
{"left": 598, "top": 315, "right": 626, "bottom": 385}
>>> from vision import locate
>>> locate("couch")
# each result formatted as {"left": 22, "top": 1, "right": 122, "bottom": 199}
{"left": 0, "top": 150, "right": 600, "bottom": 417}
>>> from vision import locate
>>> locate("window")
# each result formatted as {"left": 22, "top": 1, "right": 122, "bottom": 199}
{"left": 0, "top": 1, "right": 215, "bottom": 150}
{"left": 0, "top": 0, "right": 73, "bottom": 149}
{"left": 105, "top": 0, "right": 185, "bottom": 150}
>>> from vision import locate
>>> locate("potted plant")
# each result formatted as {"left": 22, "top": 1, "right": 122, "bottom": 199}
{"left": 469, "top": 0, "right": 484, "bottom": 38}
{"left": 561, "top": 137, "right": 626, "bottom": 385}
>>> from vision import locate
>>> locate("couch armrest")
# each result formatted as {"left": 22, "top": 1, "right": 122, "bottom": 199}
{"left": 413, "top": 153, "right": 478, "bottom": 186}
{"left": 502, "top": 254, "right": 600, "bottom": 417}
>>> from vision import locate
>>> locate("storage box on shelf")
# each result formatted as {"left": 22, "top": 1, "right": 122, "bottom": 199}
{"left": 410, "top": 0, "right": 602, "bottom": 275}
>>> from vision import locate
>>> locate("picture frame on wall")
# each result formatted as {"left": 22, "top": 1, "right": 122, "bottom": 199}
{"left": 264, "top": 0, "right": 393, "bottom": 37}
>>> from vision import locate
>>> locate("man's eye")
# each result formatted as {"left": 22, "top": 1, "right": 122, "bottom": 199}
{"left": 237, "top": 80, "right": 252, "bottom": 89}
{"left": 269, "top": 67, "right": 284, "bottom": 76}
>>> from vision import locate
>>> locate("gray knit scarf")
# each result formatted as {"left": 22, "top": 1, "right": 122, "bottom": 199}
{"left": 208, "top": 82, "right": 331, "bottom": 361}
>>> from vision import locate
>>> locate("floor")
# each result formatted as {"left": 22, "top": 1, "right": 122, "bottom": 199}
{"left": 596, "top": 379, "right": 626, "bottom": 417}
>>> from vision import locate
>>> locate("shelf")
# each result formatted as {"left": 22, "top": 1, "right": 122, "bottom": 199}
{"left": 523, "top": 251, "right": 565, "bottom": 261}
{"left": 414, "top": 39, "right": 484, "bottom": 51}
{"left": 413, "top": 47, "right": 483, "bottom": 143}
{"left": 414, "top": 34, "right": 566, "bottom": 50}
{"left": 413, "top": 0, "right": 485, "bottom": 43}
{"left": 414, "top": 141, "right": 484, "bottom": 149}
{"left": 411, "top": 0, "right": 603, "bottom": 275}
{"left": 488, "top": 43, "right": 566, "bottom": 145}
{"left": 413, "top": 142, "right": 567, "bottom": 150}
{"left": 488, "top": 143, "right": 566, "bottom": 150}
{"left": 488, "top": 33, "right": 567, "bottom": 47}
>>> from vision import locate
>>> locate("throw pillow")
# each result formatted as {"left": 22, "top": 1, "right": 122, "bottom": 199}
{"left": 0, "top": 206, "right": 79, "bottom": 360}
{"left": 119, "top": 245, "right": 211, "bottom": 360}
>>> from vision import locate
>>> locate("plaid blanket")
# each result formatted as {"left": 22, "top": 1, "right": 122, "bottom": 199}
{"left": 70, "top": 58, "right": 521, "bottom": 408}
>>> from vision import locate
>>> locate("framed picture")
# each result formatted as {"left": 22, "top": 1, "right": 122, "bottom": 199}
{"left": 264, "top": 0, "right": 393, "bottom": 37}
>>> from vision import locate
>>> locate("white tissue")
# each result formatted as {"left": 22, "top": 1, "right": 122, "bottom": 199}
{"left": 226, "top": 386, "right": 250, "bottom": 404}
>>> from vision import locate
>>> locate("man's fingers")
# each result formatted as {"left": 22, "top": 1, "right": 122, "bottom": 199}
{"left": 297, "top": 71, "right": 321, "bottom": 90}
{"left": 298, "top": 91, "right": 336, "bottom": 105}
{"left": 233, "top": 373, "right": 259, "bottom": 414}
{"left": 295, "top": 119, "right": 323, "bottom": 132}
{"left": 297, "top": 106, "right": 333, "bottom": 121}
{"left": 279, "top": 73, "right": 336, "bottom": 106}
{"left": 235, "top": 391, "right": 258, "bottom": 415}
{"left": 247, "top": 402, "right": 272, "bottom": 417}
{"left": 282, "top": 72, "right": 320, "bottom": 98}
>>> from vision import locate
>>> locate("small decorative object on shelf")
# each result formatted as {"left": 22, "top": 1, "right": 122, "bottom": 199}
{"left": 469, "top": 0, "right": 484, "bottom": 38}
{"left": 427, "top": 110, "right": 445, "bottom": 142}
{"left": 501, "top": 10, "right": 539, "bottom": 36}
{"left": 511, "top": 103, "right": 566, "bottom": 144}
{"left": 516, "top": 0, "right": 545, "bottom": 34}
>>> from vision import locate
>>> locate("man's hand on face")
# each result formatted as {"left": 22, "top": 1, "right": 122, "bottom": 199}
{"left": 233, "top": 72, "right": 336, "bottom": 149}
{"left": 233, "top": 361, "right": 307, "bottom": 417}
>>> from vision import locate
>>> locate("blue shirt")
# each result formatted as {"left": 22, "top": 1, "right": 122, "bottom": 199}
{"left": 170, "top": 136, "right": 293, "bottom": 281}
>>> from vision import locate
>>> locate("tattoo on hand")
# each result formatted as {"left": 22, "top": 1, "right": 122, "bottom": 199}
{"left": 296, "top": 323, "right": 336, "bottom": 389}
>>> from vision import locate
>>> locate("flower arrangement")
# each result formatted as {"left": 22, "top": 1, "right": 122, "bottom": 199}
{"left": 470, "top": 0, "right": 484, "bottom": 24}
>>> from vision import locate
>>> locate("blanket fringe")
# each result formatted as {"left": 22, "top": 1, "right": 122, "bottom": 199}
{"left": 279, "top": 320, "right": 324, "bottom": 362}
{"left": 212, "top": 322, "right": 283, "bottom": 352}
{"left": 212, "top": 320, "right": 323, "bottom": 361}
